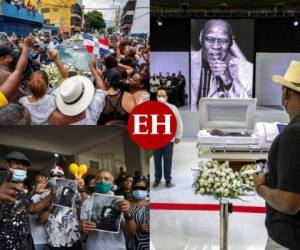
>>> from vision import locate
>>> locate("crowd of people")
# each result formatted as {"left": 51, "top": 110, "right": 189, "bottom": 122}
{"left": 150, "top": 72, "right": 186, "bottom": 107}
{"left": 0, "top": 151, "right": 150, "bottom": 250}
{"left": 3, "top": 0, "right": 37, "bottom": 14}
{"left": 0, "top": 32, "right": 150, "bottom": 125}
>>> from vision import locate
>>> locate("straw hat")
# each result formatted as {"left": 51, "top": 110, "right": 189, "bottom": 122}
{"left": 56, "top": 75, "right": 95, "bottom": 116}
{"left": 273, "top": 60, "right": 300, "bottom": 93}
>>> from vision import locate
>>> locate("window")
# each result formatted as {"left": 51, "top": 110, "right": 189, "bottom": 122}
{"left": 41, "top": 8, "right": 50, "bottom": 13}
{"left": 90, "top": 160, "right": 99, "bottom": 169}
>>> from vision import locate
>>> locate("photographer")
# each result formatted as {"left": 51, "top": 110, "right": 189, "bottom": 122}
{"left": 254, "top": 61, "right": 300, "bottom": 249}
{"left": 0, "top": 151, "right": 32, "bottom": 250}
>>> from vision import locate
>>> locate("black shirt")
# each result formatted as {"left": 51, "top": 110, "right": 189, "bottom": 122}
{"left": 266, "top": 114, "right": 300, "bottom": 250}
{"left": 0, "top": 192, "right": 31, "bottom": 250}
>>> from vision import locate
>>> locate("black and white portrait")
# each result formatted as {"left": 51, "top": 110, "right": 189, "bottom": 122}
{"left": 191, "top": 19, "right": 254, "bottom": 105}
{"left": 90, "top": 193, "right": 123, "bottom": 233}
{"left": 52, "top": 179, "right": 78, "bottom": 209}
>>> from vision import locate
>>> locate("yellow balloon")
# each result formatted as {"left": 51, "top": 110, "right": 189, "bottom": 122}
{"left": 78, "top": 164, "right": 88, "bottom": 179}
{"left": 69, "top": 163, "right": 79, "bottom": 178}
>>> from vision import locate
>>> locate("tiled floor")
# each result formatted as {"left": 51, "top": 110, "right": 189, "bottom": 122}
{"left": 150, "top": 140, "right": 268, "bottom": 250}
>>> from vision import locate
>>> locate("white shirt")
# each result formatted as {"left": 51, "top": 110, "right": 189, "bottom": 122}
{"left": 165, "top": 102, "right": 183, "bottom": 141}
{"left": 80, "top": 197, "right": 126, "bottom": 250}
{"left": 191, "top": 50, "right": 253, "bottom": 105}
{"left": 71, "top": 89, "right": 106, "bottom": 125}
{"left": 19, "top": 93, "right": 56, "bottom": 125}
{"left": 29, "top": 192, "right": 50, "bottom": 245}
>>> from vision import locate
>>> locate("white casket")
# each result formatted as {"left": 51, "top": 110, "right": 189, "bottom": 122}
{"left": 197, "top": 98, "right": 271, "bottom": 160}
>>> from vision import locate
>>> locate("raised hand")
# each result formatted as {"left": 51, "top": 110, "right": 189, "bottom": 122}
{"left": 0, "top": 182, "right": 26, "bottom": 203}
{"left": 89, "top": 55, "right": 97, "bottom": 70}
{"left": 76, "top": 178, "right": 85, "bottom": 192}
{"left": 35, "top": 177, "right": 48, "bottom": 193}
{"left": 210, "top": 59, "right": 233, "bottom": 86}
{"left": 24, "top": 35, "right": 34, "bottom": 49}
{"left": 81, "top": 220, "right": 96, "bottom": 234}
{"left": 117, "top": 199, "right": 131, "bottom": 214}
{"left": 47, "top": 49, "right": 58, "bottom": 61}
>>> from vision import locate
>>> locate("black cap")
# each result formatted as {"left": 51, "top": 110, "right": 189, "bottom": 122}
{"left": 0, "top": 46, "right": 13, "bottom": 57}
{"left": 6, "top": 151, "right": 30, "bottom": 166}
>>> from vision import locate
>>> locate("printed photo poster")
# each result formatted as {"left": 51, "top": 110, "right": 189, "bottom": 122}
{"left": 90, "top": 193, "right": 124, "bottom": 233}
{"left": 52, "top": 179, "right": 78, "bottom": 209}
{"left": 190, "top": 19, "right": 254, "bottom": 105}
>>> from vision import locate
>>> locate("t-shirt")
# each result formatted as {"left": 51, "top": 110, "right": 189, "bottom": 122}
{"left": 29, "top": 192, "right": 50, "bottom": 245}
{"left": 81, "top": 197, "right": 126, "bottom": 250}
{"left": 71, "top": 89, "right": 106, "bottom": 125}
{"left": 0, "top": 90, "right": 8, "bottom": 107}
{"left": 19, "top": 93, "right": 56, "bottom": 125}
{"left": 45, "top": 194, "right": 81, "bottom": 248}
{"left": 126, "top": 204, "right": 149, "bottom": 250}
{"left": 266, "top": 114, "right": 300, "bottom": 250}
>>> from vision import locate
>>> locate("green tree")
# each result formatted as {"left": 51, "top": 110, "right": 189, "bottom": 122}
{"left": 107, "top": 27, "right": 114, "bottom": 34}
{"left": 84, "top": 11, "right": 106, "bottom": 32}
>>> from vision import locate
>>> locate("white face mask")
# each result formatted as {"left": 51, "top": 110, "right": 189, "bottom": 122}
{"left": 157, "top": 96, "right": 167, "bottom": 103}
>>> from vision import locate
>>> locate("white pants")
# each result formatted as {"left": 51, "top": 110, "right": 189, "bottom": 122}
{"left": 265, "top": 237, "right": 289, "bottom": 250}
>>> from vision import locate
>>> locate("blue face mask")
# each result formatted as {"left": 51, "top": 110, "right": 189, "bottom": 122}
{"left": 95, "top": 181, "right": 112, "bottom": 194}
{"left": 132, "top": 190, "right": 148, "bottom": 200}
{"left": 12, "top": 169, "right": 27, "bottom": 182}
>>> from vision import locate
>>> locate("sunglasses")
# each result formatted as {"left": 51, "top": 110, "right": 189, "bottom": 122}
{"left": 132, "top": 186, "right": 147, "bottom": 191}
{"left": 50, "top": 174, "right": 64, "bottom": 178}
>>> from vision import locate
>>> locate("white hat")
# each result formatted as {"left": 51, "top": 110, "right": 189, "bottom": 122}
{"left": 56, "top": 75, "right": 95, "bottom": 116}
{"left": 49, "top": 165, "right": 65, "bottom": 176}
{"left": 273, "top": 60, "right": 300, "bottom": 93}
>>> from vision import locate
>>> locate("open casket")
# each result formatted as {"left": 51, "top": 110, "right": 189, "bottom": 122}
{"left": 197, "top": 98, "right": 275, "bottom": 161}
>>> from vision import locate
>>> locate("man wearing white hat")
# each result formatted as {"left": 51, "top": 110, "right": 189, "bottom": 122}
{"left": 49, "top": 58, "right": 107, "bottom": 125}
{"left": 254, "top": 60, "right": 300, "bottom": 250}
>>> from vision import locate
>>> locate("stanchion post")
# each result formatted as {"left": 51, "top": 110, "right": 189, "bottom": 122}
{"left": 220, "top": 199, "right": 231, "bottom": 250}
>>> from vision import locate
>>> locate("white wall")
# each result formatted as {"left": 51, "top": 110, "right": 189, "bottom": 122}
{"left": 255, "top": 53, "right": 300, "bottom": 106}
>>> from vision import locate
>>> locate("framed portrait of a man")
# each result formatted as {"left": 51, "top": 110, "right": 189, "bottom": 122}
{"left": 52, "top": 179, "right": 78, "bottom": 209}
{"left": 190, "top": 19, "right": 254, "bottom": 105}
{"left": 90, "top": 193, "right": 124, "bottom": 233}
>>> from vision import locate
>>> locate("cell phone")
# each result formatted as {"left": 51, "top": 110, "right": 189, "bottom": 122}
{"left": 255, "top": 159, "right": 269, "bottom": 175}
{"left": 96, "top": 57, "right": 103, "bottom": 70}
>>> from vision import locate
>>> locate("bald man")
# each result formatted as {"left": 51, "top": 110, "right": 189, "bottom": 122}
{"left": 191, "top": 19, "right": 253, "bottom": 105}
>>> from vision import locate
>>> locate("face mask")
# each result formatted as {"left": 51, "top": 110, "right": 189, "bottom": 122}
{"left": 157, "top": 97, "right": 166, "bottom": 103}
{"left": 132, "top": 190, "right": 148, "bottom": 200}
{"left": 95, "top": 181, "right": 112, "bottom": 194}
{"left": 48, "top": 177, "right": 57, "bottom": 186}
{"left": 12, "top": 169, "right": 27, "bottom": 182}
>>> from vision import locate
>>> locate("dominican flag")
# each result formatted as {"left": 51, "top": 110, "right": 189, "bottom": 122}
{"left": 82, "top": 33, "right": 96, "bottom": 53}
{"left": 82, "top": 33, "right": 110, "bottom": 56}
{"left": 98, "top": 38, "right": 111, "bottom": 56}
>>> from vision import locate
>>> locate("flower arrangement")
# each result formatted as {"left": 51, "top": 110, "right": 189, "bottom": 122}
{"left": 71, "top": 33, "right": 83, "bottom": 42}
{"left": 41, "top": 63, "right": 92, "bottom": 86}
{"left": 193, "top": 161, "right": 257, "bottom": 200}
